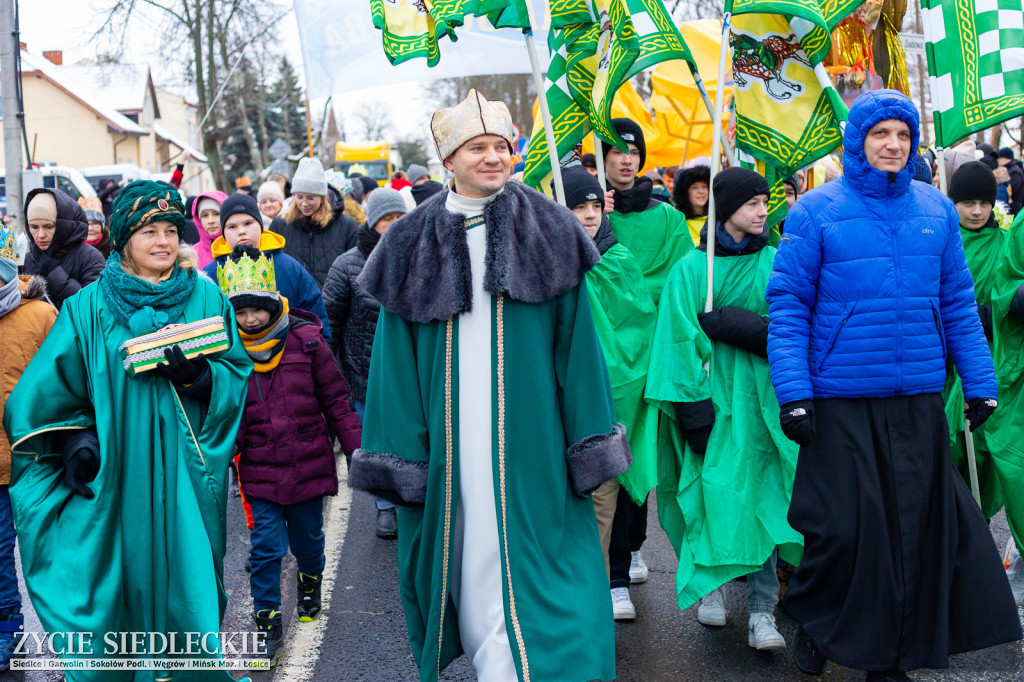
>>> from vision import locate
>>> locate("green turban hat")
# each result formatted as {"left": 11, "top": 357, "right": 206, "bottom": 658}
{"left": 109, "top": 180, "right": 186, "bottom": 252}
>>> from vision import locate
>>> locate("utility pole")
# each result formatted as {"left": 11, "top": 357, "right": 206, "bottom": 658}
{"left": 0, "top": 0, "right": 22, "bottom": 230}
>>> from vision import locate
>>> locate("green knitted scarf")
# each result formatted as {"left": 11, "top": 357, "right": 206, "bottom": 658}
{"left": 99, "top": 252, "right": 197, "bottom": 335}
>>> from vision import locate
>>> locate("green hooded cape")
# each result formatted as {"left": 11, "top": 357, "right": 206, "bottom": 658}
{"left": 942, "top": 224, "right": 1008, "bottom": 519}
{"left": 979, "top": 213, "right": 1024, "bottom": 552}
{"left": 608, "top": 201, "right": 693, "bottom": 305}
{"left": 4, "top": 277, "right": 252, "bottom": 681}
{"left": 586, "top": 243, "right": 659, "bottom": 503}
{"left": 645, "top": 245, "right": 803, "bottom": 610}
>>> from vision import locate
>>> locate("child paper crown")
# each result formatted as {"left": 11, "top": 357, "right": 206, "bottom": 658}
{"left": 0, "top": 224, "right": 15, "bottom": 263}
{"left": 217, "top": 251, "right": 277, "bottom": 299}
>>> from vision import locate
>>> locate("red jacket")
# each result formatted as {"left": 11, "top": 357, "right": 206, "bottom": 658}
{"left": 235, "top": 309, "right": 361, "bottom": 505}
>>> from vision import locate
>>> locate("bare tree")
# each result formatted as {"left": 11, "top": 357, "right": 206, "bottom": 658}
{"left": 352, "top": 101, "right": 395, "bottom": 141}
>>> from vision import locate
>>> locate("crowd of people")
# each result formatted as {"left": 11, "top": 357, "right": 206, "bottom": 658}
{"left": 0, "top": 86, "right": 1022, "bottom": 682}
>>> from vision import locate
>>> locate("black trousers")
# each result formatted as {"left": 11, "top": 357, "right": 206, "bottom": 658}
{"left": 608, "top": 488, "right": 648, "bottom": 589}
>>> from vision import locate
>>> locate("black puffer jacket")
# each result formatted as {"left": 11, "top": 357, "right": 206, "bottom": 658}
{"left": 271, "top": 185, "right": 359, "bottom": 288}
{"left": 322, "top": 226, "right": 381, "bottom": 402}
{"left": 23, "top": 189, "right": 106, "bottom": 310}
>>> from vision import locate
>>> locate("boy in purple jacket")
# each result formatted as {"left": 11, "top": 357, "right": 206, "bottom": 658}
{"left": 219, "top": 244, "right": 361, "bottom": 666}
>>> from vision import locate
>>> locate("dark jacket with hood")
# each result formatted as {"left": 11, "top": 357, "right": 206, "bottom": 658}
{"left": 235, "top": 308, "right": 362, "bottom": 506}
{"left": 673, "top": 166, "right": 711, "bottom": 218}
{"left": 411, "top": 179, "right": 444, "bottom": 206}
{"left": 321, "top": 226, "right": 382, "bottom": 402}
{"left": 23, "top": 188, "right": 106, "bottom": 310}
{"left": 271, "top": 185, "right": 359, "bottom": 288}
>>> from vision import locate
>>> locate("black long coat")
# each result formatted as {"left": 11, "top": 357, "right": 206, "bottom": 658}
{"left": 270, "top": 186, "right": 359, "bottom": 288}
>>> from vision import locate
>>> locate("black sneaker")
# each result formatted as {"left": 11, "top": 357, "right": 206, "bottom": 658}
{"left": 793, "top": 625, "right": 827, "bottom": 675}
{"left": 253, "top": 609, "right": 284, "bottom": 666}
{"left": 376, "top": 507, "right": 398, "bottom": 539}
{"left": 297, "top": 572, "right": 323, "bottom": 622}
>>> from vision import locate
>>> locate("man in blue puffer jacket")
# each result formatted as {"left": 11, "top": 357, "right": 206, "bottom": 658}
{"left": 766, "top": 90, "right": 1022, "bottom": 680}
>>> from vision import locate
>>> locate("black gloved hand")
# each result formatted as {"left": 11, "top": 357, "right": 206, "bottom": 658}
{"left": 698, "top": 306, "right": 770, "bottom": 357}
{"left": 62, "top": 429, "right": 100, "bottom": 499}
{"left": 965, "top": 397, "right": 998, "bottom": 430}
{"left": 674, "top": 399, "right": 715, "bottom": 455}
{"left": 1010, "top": 283, "right": 1024, "bottom": 322}
{"left": 35, "top": 253, "right": 59, "bottom": 277}
{"left": 780, "top": 400, "right": 815, "bottom": 446}
{"left": 152, "top": 346, "right": 207, "bottom": 386}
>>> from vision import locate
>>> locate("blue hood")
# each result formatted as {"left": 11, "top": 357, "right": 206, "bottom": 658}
{"left": 842, "top": 90, "right": 921, "bottom": 199}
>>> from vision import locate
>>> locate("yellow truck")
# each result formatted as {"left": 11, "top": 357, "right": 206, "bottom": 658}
{"left": 335, "top": 141, "right": 396, "bottom": 187}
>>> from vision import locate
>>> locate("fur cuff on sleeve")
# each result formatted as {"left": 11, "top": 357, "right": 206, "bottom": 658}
{"left": 348, "top": 449, "right": 428, "bottom": 507}
{"left": 565, "top": 423, "right": 632, "bottom": 497}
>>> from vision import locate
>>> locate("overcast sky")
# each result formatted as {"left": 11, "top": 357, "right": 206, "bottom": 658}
{"left": 18, "top": 0, "right": 429, "bottom": 144}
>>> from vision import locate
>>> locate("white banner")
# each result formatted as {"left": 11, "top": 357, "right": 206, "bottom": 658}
{"left": 293, "top": 0, "right": 553, "bottom": 99}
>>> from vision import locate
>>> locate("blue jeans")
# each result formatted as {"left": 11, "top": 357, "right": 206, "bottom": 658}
{"left": 249, "top": 496, "right": 326, "bottom": 613}
{"left": 0, "top": 486, "right": 20, "bottom": 611}
{"left": 747, "top": 549, "right": 780, "bottom": 614}
{"left": 353, "top": 400, "right": 394, "bottom": 512}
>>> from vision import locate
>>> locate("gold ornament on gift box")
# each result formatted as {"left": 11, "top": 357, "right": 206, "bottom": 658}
{"left": 217, "top": 251, "right": 278, "bottom": 299}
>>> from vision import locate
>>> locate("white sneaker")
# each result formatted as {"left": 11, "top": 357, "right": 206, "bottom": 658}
{"left": 696, "top": 588, "right": 727, "bottom": 626}
{"left": 1004, "top": 537, "right": 1024, "bottom": 605}
{"left": 629, "top": 551, "right": 649, "bottom": 584}
{"left": 748, "top": 613, "right": 786, "bottom": 650}
{"left": 611, "top": 587, "right": 635, "bottom": 621}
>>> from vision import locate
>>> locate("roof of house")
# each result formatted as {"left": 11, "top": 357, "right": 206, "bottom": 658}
{"left": 153, "top": 123, "right": 208, "bottom": 163}
{"left": 59, "top": 62, "right": 160, "bottom": 118}
{"left": 19, "top": 50, "right": 148, "bottom": 136}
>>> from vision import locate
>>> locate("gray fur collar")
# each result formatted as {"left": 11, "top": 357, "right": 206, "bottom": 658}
{"left": 358, "top": 182, "right": 600, "bottom": 323}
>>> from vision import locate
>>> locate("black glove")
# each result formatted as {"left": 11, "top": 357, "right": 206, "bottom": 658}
{"left": 674, "top": 399, "right": 715, "bottom": 455}
{"left": 62, "top": 429, "right": 100, "bottom": 499}
{"left": 978, "top": 304, "right": 993, "bottom": 343}
{"left": 698, "top": 306, "right": 770, "bottom": 357}
{"left": 34, "top": 253, "right": 59, "bottom": 277}
{"left": 1010, "top": 283, "right": 1024, "bottom": 322}
{"left": 966, "top": 397, "right": 998, "bottom": 430}
{"left": 780, "top": 400, "right": 815, "bottom": 446}
{"left": 152, "top": 346, "right": 207, "bottom": 386}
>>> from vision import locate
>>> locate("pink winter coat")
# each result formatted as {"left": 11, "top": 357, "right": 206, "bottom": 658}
{"left": 191, "top": 190, "right": 228, "bottom": 269}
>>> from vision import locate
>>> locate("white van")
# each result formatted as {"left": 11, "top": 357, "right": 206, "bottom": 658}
{"left": 0, "top": 165, "right": 99, "bottom": 206}
{"left": 80, "top": 164, "right": 151, "bottom": 195}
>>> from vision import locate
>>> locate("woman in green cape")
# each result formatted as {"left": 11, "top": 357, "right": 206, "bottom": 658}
{"left": 4, "top": 180, "right": 252, "bottom": 681}
{"left": 646, "top": 168, "right": 802, "bottom": 649}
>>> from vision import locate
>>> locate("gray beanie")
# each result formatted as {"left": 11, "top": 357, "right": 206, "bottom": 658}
{"left": 291, "top": 157, "right": 328, "bottom": 195}
{"left": 407, "top": 164, "right": 430, "bottom": 184}
{"left": 366, "top": 188, "right": 408, "bottom": 229}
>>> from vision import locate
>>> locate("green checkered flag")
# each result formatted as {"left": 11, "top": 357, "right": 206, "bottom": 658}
{"left": 923, "top": 0, "right": 1024, "bottom": 147}
{"left": 523, "top": 34, "right": 592, "bottom": 187}
{"left": 624, "top": 0, "right": 695, "bottom": 77}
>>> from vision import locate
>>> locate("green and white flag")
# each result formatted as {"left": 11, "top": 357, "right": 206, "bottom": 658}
{"left": 922, "top": 0, "right": 1024, "bottom": 147}
{"left": 624, "top": 0, "right": 695, "bottom": 77}
{"left": 523, "top": 33, "right": 592, "bottom": 187}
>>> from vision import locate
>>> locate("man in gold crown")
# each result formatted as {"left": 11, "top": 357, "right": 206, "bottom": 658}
{"left": 219, "top": 244, "right": 361, "bottom": 666}
{"left": 350, "top": 90, "right": 630, "bottom": 682}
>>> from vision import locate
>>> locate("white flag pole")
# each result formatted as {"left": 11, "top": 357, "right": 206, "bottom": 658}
{"left": 706, "top": 13, "right": 731, "bottom": 315}
{"left": 936, "top": 145, "right": 983, "bottom": 507}
{"left": 594, "top": 132, "right": 607, "bottom": 188}
{"left": 690, "top": 66, "right": 736, "bottom": 167}
{"left": 524, "top": 28, "right": 566, "bottom": 205}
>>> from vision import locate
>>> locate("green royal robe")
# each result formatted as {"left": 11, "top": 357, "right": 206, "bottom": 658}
{"left": 608, "top": 201, "right": 693, "bottom": 305}
{"left": 586, "top": 243, "right": 659, "bottom": 503}
{"left": 4, "top": 277, "right": 252, "bottom": 682}
{"left": 942, "top": 224, "right": 1008, "bottom": 518}
{"left": 645, "top": 246, "right": 803, "bottom": 610}
{"left": 360, "top": 286, "right": 619, "bottom": 682}
{"left": 981, "top": 213, "right": 1024, "bottom": 552}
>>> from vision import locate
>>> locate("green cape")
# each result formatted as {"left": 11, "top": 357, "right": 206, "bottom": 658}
{"left": 4, "top": 277, "right": 252, "bottom": 681}
{"left": 361, "top": 285, "right": 618, "bottom": 682}
{"left": 980, "top": 213, "right": 1024, "bottom": 552}
{"left": 645, "top": 246, "right": 803, "bottom": 610}
{"left": 586, "top": 243, "right": 659, "bottom": 503}
{"left": 608, "top": 201, "right": 693, "bottom": 305}
{"left": 942, "top": 224, "right": 1008, "bottom": 518}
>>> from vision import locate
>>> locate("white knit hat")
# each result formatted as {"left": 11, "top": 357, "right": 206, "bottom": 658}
{"left": 257, "top": 181, "right": 285, "bottom": 204}
{"left": 290, "top": 158, "right": 328, "bottom": 196}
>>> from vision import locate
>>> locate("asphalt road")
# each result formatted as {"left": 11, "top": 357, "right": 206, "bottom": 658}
{"left": 6, "top": 463, "right": 1024, "bottom": 681}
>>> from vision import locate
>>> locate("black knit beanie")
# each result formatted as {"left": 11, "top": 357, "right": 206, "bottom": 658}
{"left": 713, "top": 167, "right": 770, "bottom": 224}
{"left": 948, "top": 161, "right": 997, "bottom": 205}
{"left": 601, "top": 118, "right": 646, "bottom": 170}
{"left": 226, "top": 244, "right": 282, "bottom": 315}
{"left": 559, "top": 165, "right": 605, "bottom": 210}
{"left": 220, "top": 194, "right": 264, "bottom": 233}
